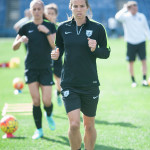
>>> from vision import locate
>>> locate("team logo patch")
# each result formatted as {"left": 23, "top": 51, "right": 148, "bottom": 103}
{"left": 86, "top": 30, "right": 93, "bottom": 37}
{"left": 63, "top": 90, "right": 69, "bottom": 97}
{"left": 50, "top": 81, "right": 54, "bottom": 85}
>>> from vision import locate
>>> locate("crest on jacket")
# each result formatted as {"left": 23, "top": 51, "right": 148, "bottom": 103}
{"left": 86, "top": 30, "right": 93, "bottom": 37}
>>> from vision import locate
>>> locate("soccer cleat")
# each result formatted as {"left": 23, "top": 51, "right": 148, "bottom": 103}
{"left": 142, "top": 80, "right": 148, "bottom": 86}
{"left": 32, "top": 128, "right": 43, "bottom": 140}
{"left": 131, "top": 82, "right": 137, "bottom": 88}
{"left": 45, "top": 112, "right": 56, "bottom": 131}
{"left": 57, "top": 95, "right": 62, "bottom": 106}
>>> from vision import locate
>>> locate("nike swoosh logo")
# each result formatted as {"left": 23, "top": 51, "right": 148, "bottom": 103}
{"left": 28, "top": 30, "right": 34, "bottom": 33}
{"left": 65, "top": 32, "right": 72, "bottom": 34}
{"left": 93, "top": 96, "right": 99, "bottom": 99}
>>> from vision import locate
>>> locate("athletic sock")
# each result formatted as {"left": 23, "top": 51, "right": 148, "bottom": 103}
{"left": 57, "top": 90, "right": 61, "bottom": 96}
{"left": 44, "top": 103, "right": 53, "bottom": 117}
{"left": 143, "top": 75, "right": 146, "bottom": 80}
{"left": 131, "top": 76, "right": 135, "bottom": 83}
{"left": 33, "top": 105, "right": 42, "bottom": 129}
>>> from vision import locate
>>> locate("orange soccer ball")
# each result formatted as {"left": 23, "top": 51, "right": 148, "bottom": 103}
{"left": 0, "top": 115, "right": 18, "bottom": 134}
{"left": 13, "top": 77, "right": 24, "bottom": 90}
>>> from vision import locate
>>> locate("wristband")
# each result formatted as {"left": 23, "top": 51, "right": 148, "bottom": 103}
{"left": 46, "top": 31, "right": 51, "bottom": 36}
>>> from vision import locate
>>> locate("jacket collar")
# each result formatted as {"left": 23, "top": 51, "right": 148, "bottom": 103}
{"left": 71, "top": 16, "right": 90, "bottom": 26}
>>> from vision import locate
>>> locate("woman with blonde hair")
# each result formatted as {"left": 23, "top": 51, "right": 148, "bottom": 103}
{"left": 12, "top": 0, "right": 56, "bottom": 139}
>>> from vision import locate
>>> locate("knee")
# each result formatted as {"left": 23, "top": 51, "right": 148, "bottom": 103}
{"left": 32, "top": 97, "right": 40, "bottom": 106}
{"left": 84, "top": 124, "right": 94, "bottom": 132}
{"left": 31, "top": 94, "right": 40, "bottom": 106}
{"left": 42, "top": 96, "right": 52, "bottom": 106}
{"left": 33, "top": 101, "right": 40, "bottom": 106}
{"left": 70, "top": 121, "right": 80, "bottom": 132}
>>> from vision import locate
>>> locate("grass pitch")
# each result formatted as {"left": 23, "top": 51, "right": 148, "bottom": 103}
{"left": 0, "top": 38, "right": 150, "bottom": 150}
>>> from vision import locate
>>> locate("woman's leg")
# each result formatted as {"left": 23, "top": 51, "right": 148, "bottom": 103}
{"left": 28, "top": 82, "right": 43, "bottom": 139}
{"left": 68, "top": 109, "right": 82, "bottom": 150}
{"left": 28, "top": 82, "right": 41, "bottom": 129}
{"left": 54, "top": 74, "right": 62, "bottom": 106}
{"left": 83, "top": 115, "right": 96, "bottom": 150}
{"left": 41, "top": 85, "right": 55, "bottom": 130}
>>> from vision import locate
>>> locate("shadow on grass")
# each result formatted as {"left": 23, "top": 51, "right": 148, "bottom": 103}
{"left": 53, "top": 115, "right": 68, "bottom": 120}
{"left": 95, "top": 144, "right": 134, "bottom": 150}
{"left": 41, "top": 136, "right": 70, "bottom": 146}
{"left": 80, "top": 117, "right": 138, "bottom": 128}
{"left": 43, "top": 136, "right": 133, "bottom": 150}
{"left": 55, "top": 116, "right": 138, "bottom": 128}
{"left": 95, "top": 120, "right": 139, "bottom": 128}
{"left": 8, "top": 136, "right": 26, "bottom": 139}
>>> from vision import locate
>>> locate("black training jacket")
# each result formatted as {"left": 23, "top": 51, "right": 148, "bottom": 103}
{"left": 18, "top": 19, "right": 56, "bottom": 69}
{"left": 56, "top": 17, "right": 111, "bottom": 88}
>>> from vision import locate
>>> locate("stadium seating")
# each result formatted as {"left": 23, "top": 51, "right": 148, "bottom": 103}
{"left": 0, "top": 0, "right": 149, "bottom": 37}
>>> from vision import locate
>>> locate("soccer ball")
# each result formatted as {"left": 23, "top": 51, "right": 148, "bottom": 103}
{"left": 9, "top": 57, "right": 20, "bottom": 68}
{"left": 0, "top": 115, "right": 18, "bottom": 134}
{"left": 13, "top": 77, "right": 24, "bottom": 90}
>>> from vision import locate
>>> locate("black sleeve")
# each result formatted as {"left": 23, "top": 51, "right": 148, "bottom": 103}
{"left": 55, "top": 26, "right": 64, "bottom": 59}
{"left": 18, "top": 25, "right": 26, "bottom": 36}
{"left": 49, "top": 23, "right": 56, "bottom": 34}
{"left": 92, "top": 24, "right": 111, "bottom": 59}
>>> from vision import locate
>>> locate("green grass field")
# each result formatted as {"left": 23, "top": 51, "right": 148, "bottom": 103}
{"left": 0, "top": 38, "right": 150, "bottom": 150}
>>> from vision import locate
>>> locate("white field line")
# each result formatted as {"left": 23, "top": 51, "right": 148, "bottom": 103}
{"left": 1, "top": 103, "right": 32, "bottom": 116}
{"left": 2, "top": 103, "right": 8, "bottom": 116}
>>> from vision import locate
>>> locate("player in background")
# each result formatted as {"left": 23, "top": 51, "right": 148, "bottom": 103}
{"left": 12, "top": 0, "right": 56, "bottom": 139}
{"left": 14, "top": 9, "right": 32, "bottom": 52}
{"left": 51, "top": 0, "right": 110, "bottom": 149}
{"left": 115, "top": 1, "right": 150, "bottom": 87}
{"left": 45, "top": 3, "right": 63, "bottom": 106}
{"left": 14, "top": 9, "right": 32, "bottom": 32}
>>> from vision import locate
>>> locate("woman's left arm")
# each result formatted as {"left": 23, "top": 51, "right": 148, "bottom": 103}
{"left": 90, "top": 25, "right": 111, "bottom": 59}
{"left": 38, "top": 25, "right": 56, "bottom": 49}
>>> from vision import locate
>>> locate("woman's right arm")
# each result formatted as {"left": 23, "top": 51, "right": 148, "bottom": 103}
{"left": 12, "top": 35, "right": 28, "bottom": 50}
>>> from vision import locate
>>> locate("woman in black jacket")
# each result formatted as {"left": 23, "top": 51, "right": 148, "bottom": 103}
{"left": 51, "top": 0, "right": 110, "bottom": 149}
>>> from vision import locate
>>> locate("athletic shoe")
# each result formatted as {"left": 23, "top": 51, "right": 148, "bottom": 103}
{"left": 131, "top": 82, "right": 137, "bottom": 88}
{"left": 142, "top": 80, "right": 148, "bottom": 86}
{"left": 57, "top": 95, "right": 62, "bottom": 106}
{"left": 45, "top": 112, "right": 56, "bottom": 131}
{"left": 32, "top": 128, "right": 43, "bottom": 139}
